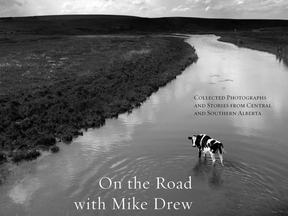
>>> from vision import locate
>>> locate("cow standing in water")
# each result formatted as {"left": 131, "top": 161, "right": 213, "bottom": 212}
{"left": 188, "top": 134, "right": 226, "bottom": 166}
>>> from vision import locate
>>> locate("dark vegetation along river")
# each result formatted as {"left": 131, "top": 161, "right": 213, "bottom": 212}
{"left": 1, "top": 35, "right": 288, "bottom": 216}
{"left": 0, "top": 35, "right": 196, "bottom": 163}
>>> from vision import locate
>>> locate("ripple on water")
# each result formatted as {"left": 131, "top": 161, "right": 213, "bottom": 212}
{"left": 220, "top": 160, "right": 288, "bottom": 215}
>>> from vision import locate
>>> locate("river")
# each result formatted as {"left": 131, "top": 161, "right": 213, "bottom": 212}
{"left": 1, "top": 35, "right": 288, "bottom": 216}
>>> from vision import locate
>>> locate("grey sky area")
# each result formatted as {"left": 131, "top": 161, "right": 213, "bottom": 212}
{"left": 0, "top": 0, "right": 288, "bottom": 19}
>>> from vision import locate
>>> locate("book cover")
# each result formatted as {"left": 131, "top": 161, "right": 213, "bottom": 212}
{"left": 0, "top": 1, "right": 288, "bottom": 216}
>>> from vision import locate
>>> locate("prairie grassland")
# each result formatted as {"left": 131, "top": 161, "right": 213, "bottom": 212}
{"left": 218, "top": 27, "right": 288, "bottom": 65}
{"left": 0, "top": 35, "right": 197, "bottom": 164}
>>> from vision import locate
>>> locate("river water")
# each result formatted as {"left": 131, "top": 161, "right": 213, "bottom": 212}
{"left": 1, "top": 35, "right": 288, "bottom": 216}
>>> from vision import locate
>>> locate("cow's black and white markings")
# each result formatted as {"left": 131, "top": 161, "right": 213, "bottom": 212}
{"left": 188, "top": 134, "right": 226, "bottom": 166}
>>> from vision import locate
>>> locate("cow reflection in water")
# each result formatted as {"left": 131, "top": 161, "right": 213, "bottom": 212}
{"left": 192, "top": 158, "right": 224, "bottom": 190}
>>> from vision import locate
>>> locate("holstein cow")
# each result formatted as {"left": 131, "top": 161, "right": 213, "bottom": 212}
{"left": 188, "top": 134, "right": 226, "bottom": 166}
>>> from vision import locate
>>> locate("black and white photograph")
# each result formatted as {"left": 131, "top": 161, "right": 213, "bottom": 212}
{"left": 0, "top": 0, "right": 288, "bottom": 215}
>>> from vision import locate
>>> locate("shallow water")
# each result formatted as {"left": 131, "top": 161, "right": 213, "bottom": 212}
{"left": 1, "top": 35, "right": 288, "bottom": 216}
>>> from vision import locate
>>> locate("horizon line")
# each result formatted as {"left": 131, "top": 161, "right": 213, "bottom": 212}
{"left": 0, "top": 14, "right": 288, "bottom": 21}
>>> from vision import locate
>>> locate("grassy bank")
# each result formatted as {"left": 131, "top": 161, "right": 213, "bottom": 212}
{"left": 0, "top": 35, "right": 197, "bottom": 165}
{"left": 217, "top": 27, "right": 288, "bottom": 64}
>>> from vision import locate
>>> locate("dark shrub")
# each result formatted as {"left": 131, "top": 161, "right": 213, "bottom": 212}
{"left": 0, "top": 152, "right": 6, "bottom": 164}
{"left": 38, "top": 135, "right": 56, "bottom": 146}
{"left": 50, "top": 145, "right": 59, "bottom": 153}
{"left": 72, "top": 130, "right": 83, "bottom": 136}
{"left": 26, "top": 150, "right": 41, "bottom": 161}
{"left": 12, "top": 150, "right": 41, "bottom": 163}
{"left": 62, "top": 134, "right": 72, "bottom": 143}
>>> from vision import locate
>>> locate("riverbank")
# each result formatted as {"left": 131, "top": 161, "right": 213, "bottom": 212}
{"left": 0, "top": 35, "right": 197, "bottom": 166}
{"left": 217, "top": 27, "right": 288, "bottom": 64}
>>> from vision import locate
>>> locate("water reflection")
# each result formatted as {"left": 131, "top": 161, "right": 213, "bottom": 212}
{"left": 9, "top": 177, "right": 41, "bottom": 206}
{"left": 208, "top": 167, "right": 224, "bottom": 190}
{"left": 192, "top": 158, "right": 224, "bottom": 190}
{"left": 192, "top": 159, "right": 211, "bottom": 179}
